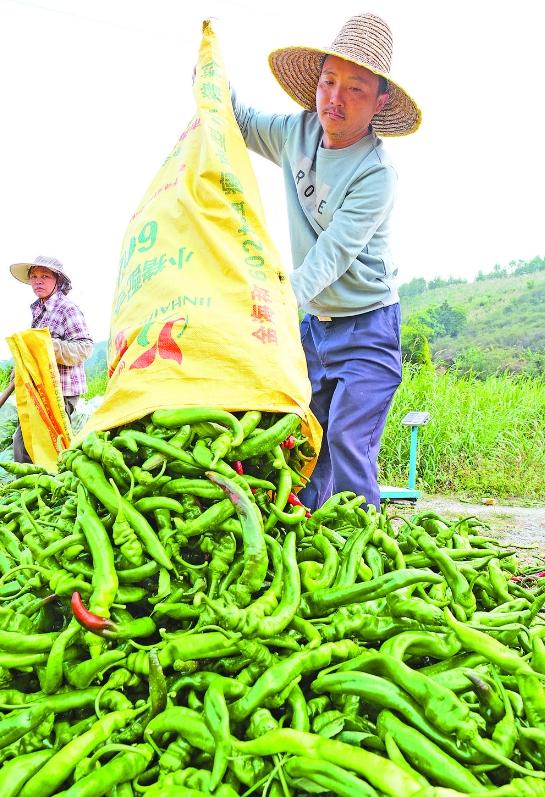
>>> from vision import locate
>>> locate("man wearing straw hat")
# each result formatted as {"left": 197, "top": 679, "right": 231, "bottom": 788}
{"left": 232, "top": 12, "right": 421, "bottom": 510}
{"left": 5, "top": 255, "right": 93, "bottom": 462}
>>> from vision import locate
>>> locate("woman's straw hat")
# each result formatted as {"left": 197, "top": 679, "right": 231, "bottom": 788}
{"left": 269, "top": 13, "right": 421, "bottom": 136}
{"left": 9, "top": 255, "right": 72, "bottom": 294}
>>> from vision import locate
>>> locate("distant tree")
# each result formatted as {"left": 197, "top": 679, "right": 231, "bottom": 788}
{"left": 414, "top": 301, "right": 467, "bottom": 340}
{"left": 490, "top": 263, "right": 508, "bottom": 279}
{"left": 433, "top": 301, "right": 468, "bottom": 337}
{"left": 399, "top": 277, "right": 427, "bottom": 298}
{"left": 427, "top": 276, "right": 448, "bottom": 291}
{"left": 513, "top": 256, "right": 545, "bottom": 276}
{"left": 428, "top": 276, "right": 467, "bottom": 290}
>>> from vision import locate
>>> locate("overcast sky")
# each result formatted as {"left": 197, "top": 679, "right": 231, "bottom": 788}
{"left": 1, "top": 0, "right": 544, "bottom": 359}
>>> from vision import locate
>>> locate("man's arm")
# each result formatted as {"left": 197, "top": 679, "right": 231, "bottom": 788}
{"left": 231, "top": 90, "right": 294, "bottom": 165}
{"left": 290, "top": 163, "right": 396, "bottom": 306}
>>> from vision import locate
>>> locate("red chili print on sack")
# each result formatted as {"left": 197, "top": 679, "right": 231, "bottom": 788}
{"left": 157, "top": 318, "right": 184, "bottom": 364}
{"left": 108, "top": 329, "right": 129, "bottom": 377}
{"left": 130, "top": 317, "right": 187, "bottom": 370}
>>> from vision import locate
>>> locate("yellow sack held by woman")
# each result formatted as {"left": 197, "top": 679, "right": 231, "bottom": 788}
{"left": 6, "top": 328, "right": 71, "bottom": 470}
{"left": 83, "top": 19, "right": 321, "bottom": 460}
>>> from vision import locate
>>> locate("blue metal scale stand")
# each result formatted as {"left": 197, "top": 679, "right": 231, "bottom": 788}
{"left": 379, "top": 411, "right": 430, "bottom": 502}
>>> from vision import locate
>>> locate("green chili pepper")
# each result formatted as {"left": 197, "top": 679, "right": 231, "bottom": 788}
{"left": 311, "top": 669, "right": 482, "bottom": 764}
{"left": 117, "top": 560, "right": 160, "bottom": 584}
{"left": 68, "top": 452, "right": 172, "bottom": 570}
{"left": 337, "top": 651, "right": 474, "bottom": 735}
{"left": 444, "top": 607, "right": 534, "bottom": 674}
{"left": 200, "top": 530, "right": 299, "bottom": 638}
{"left": 145, "top": 706, "right": 215, "bottom": 755}
{"left": 264, "top": 467, "right": 292, "bottom": 532}
{"left": 42, "top": 617, "right": 80, "bottom": 695}
{"left": 411, "top": 526, "right": 476, "bottom": 620}
{"left": 229, "top": 413, "right": 301, "bottom": 460}
{"left": 152, "top": 407, "right": 244, "bottom": 446}
{"left": 299, "top": 534, "right": 339, "bottom": 592}
{"left": 376, "top": 709, "right": 482, "bottom": 792}
{"left": 286, "top": 683, "right": 310, "bottom": 732}
{"left": 299, "top": 569, "right": 444, "bottom": 618}
{"left": 58, "top": 744, "right": 153, "bottom": 797}
{"left": 68, "top": 650, "right": 127, "bottom": 689}
{"left": 200, "top": 532, "right": 237, "bottom": 599}
{"left": 202, "top": 676, "right": 233, "bottom": 790}
{"left": 234, "top": 728, "right": 425, "bottom": 797}
{"left": 379, "top": 630, "right": 461, "bottom": 661}
{"left": 205, "top": 470, "right": 268, "bottom": 600}
{"left": 161, "top": 478, "right": 225, "bottom": 501}
{"left": 126, "top": 631, "right": 239, "bottom": 675}
{"left": 77, "top": 484, "right": 118, "bottom": 621}
{"left": 0, "top": 462, "right": 49, "bottom": 477}
{"left": 0, "top": 748, "right": 55, "bottom": 797}
{"left": 284, "top": 754, "right": 380, "bottom": 796}
{"left": 335, "top": 526, "right": 375, "bottom": 587}
{"left": 19, "top": 708, "right": 140, "bottom": 797}
{"left": 173, "top": 498, "right": 235, "bottom": 539}
{"left": 80, "top": 430, "right": 133, "bottom": 489}
{"left": 230, "top": 639, "right": 360, "bottom": 722}
{"left": 0, "top": 702, "right": 52, "bottom": 750}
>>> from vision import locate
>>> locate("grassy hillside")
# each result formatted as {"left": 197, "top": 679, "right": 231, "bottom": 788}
{"left": 400, "top": 269, "right": 545, "bottom": 376}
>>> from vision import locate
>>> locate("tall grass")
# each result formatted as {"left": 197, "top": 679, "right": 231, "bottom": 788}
{"left": 0, "top": 365, "right": 10, "bottom": 390}
{"left": 85, "top": 371, "right": 108, "bottom": 399}
{"left": 379, "top": 365, "right": 545, "bottom": 501}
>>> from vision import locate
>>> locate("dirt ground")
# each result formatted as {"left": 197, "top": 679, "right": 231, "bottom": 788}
{"left": 389, "top": 493, "right": 545, "bottom": 571}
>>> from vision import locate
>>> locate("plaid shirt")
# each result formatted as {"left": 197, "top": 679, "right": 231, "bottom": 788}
{"left": 30, "top": 290, "right": 93, "bottom": 396}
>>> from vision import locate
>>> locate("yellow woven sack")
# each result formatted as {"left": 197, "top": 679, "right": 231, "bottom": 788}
{"left": 82, "top": 20, "right": 321, "bottom": 461}
{"left": 6, "top": 328, "right": 71, "bottom": 470}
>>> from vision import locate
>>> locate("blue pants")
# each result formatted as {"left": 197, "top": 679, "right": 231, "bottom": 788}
{"left": 299, "top": 305, "right": 402, "bottom": 510}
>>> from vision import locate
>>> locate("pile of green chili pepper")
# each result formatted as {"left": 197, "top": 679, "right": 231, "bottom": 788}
{"left": 0, "top": 406, "right": 545, "bottom": 796}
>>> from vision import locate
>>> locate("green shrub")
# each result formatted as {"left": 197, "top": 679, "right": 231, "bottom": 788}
{"left": 401, "top": 321, "right": 433, "bottom": 365}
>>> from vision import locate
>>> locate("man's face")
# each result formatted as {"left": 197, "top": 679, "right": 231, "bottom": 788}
{"left": 29, "top": 267, "right": 58, "bottom": 300}
{"left": 316, "top": 55, "right": 389, "bottom": 149}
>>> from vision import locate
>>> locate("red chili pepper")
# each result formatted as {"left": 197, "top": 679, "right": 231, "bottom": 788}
{"left": 280, "top": 435, "right": 296, "bottom": 450}
{"left": 287, "top": 491, "right": 312, "bottom": 518}
{"left": 71, "top": 592, "right": 114, "bottom": 634}
{"left": 511, "top": 572, "right": 545, "bottom": 582}
{"left": 231, "top": 460, "right": 244, "bottom": 475}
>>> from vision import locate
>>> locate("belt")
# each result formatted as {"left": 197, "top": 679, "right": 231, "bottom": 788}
{"left": 316, "top": 315, "right": 333, "bottom": 322}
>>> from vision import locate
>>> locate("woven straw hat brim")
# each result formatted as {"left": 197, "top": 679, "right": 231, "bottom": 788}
{"left": 268, "top": 46, "right": 421, "bottom": 136}
{"left": 9, "top": 261, "right": 72, "bottom": 290}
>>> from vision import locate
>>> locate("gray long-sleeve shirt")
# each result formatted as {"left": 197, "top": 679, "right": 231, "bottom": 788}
{"left": 232, "top": 96, "right": 400, "bottom": 317}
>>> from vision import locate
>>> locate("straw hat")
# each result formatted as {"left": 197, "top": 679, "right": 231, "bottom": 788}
{"left": 9, "top": 255, "right": 72, "bottom": 294}
{"left": 269, "top": 13, "right": 421, "bottom": 136}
